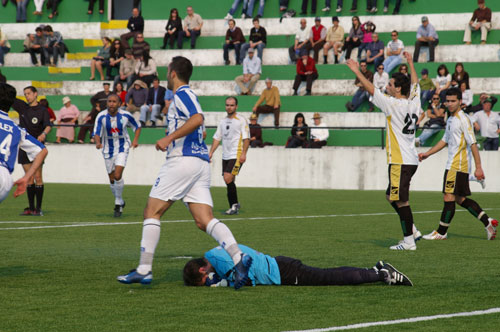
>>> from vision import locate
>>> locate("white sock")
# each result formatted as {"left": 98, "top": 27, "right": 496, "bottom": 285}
{"left": 412, "top": 223, "right": 418, "bottom": 233}
{"left": 114, "top": 178, "right": 124, "bottom": 205}
{"left": 109, "top": 182, "right": 116, "bottom": 199}
{"left": 206, "top": 218, "right": 242, "bottom": 265}
{"left": 137, "top": 218, "right": 161, "bottom": 274}
{"left": 404, "top": 235, "right": 416, "bottom": 246}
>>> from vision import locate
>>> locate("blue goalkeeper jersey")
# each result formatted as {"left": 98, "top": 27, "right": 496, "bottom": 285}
{"left": 204, "top": 244, "right": 281, "bottom": 286}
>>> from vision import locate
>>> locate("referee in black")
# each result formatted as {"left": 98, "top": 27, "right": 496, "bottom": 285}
{"left": 12, "top": 86, "right": 51, "bottom": 216}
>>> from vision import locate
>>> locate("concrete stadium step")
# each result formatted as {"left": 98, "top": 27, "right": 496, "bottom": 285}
{"left": 0, "top": 23, "right": 101, "bottom": 40}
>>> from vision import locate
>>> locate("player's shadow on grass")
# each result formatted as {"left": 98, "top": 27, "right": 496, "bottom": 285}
{"left": 0, "top": 266, "right": 51, "bottom": 277}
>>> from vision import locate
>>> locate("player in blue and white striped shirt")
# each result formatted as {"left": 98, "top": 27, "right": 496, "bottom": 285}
{"left": 0, "top": 83, "right": 48, "bottom": 203}
{"left": 93, "top": 94, "right": 141, "bottom": 217}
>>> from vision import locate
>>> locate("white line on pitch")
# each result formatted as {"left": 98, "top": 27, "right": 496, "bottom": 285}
{"left": 0, "top": 221, "right": 52, "bottom": 224}
{"left": 282, "top": 307, "right": 500, "bottom": 332}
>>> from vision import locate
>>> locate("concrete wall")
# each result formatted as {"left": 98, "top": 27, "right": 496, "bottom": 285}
{"left": 11, "top": 145, "right": 499, "bottom": 192}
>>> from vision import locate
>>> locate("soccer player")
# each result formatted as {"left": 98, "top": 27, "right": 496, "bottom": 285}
{"left": 117, "top": 56, "right": 253, "bottom": 290}
{"left": 208, "top": 97, "right": 250, "bottom": 215}
{"left": 93, "top": 94, "right": 141, "bottom": 218}
{"left": 183, "top": 244, "right": 412, "bottom": 287}
{"left": 418, "top": 88, "right": 498, "bottom": 240}
{"left": 0, "top": 83, "right": 48, "bottom": 203}
{"left": 346, "top": 52, "right": 422, "bottom": 251}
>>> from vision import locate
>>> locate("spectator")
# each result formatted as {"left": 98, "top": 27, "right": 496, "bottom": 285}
{"left": 382, "top": 30, "right": 404, "bottom": 73}
{"left": 125, "top": 79, "right": 148, "bottom": 113}
{"left": 107, "top": 39, "right": 125, "bottom": 80}
{"left": 16, "top": 0, "right": 28, "bottom": 23}
{"left": 47, "top": 0, "right": 60, "bottom": 19}
{"left": 398, "top": 63, "right": 409, "bottom": 79}
{"left": 419, "top": 68, "right": 435, "bottom": 107}
{"left": 131, "top": 33, "right": 150, "bottom": 59}
{"left": 235, "top": 48, "right": 261, "bottom": 95}
{"left": 345, "top": 60, "right": 373, "bottom": 112}
{"left": 292, "top": 49, "right": 318, "bottom": 96}
{"left": 55, "top": 96, "right": 80, "bottom": 144}
{"left": 224, "top": 0, "right": 249, "bottom": 20}
{"left": 28, "top": 27, "right": 46, "bottom": 66}
{"left": 279, "top": 0, "right": 288, "bottom": 11}
{"left": 308, "top": 112, "right": 329, "bottom": 148}
{"left": 342, "top": 16, "right": 363, "bottom": 60}
{"left": 306, "top": 17, "right": 326, "bottom": 64}
{"left": 133, "top": 50, "right": 157, "bottom": 87}
{"left": 178, "top": 6, "right": 203, "bottom": 49}
{"left": 358, "top": 21, "right": 375, "bottom": 60}
{"left": 88, "top": 0, "right": 104, "bottom": 15}
{"left": 460, "top": 81, "right": 473, "bottom": 109}
{"left": 322, "top": 16, "right": 344, "bottom": 64}
{"left": 373, "top": 63, "right": 389, "bottom": 92}
{"left": 0, "top": 70, "right": 5, "bottom": 83}
{"left": 253, "top": 77, "right": 280, "bottom": 127}
{"left": 223, "top": 19, "right": 245, "bottom": 65}
{"left": 415, "top": 94, "right": 445, "bottom": 147}
{"left": 161, "top": 8, "right": 182, "bottom": 49}
{"left": 42, "top": 25, "right": 65, "bottom": 67}
{"left": 365, "top": 32, "right": 385, "bottom": 68}
{"left": 120, "top": 8, "right": 144, "bottom": 49}
{"left": 33, "top": 0, "right": 45, "bottom": 15}
{"left": 435, "top": 64, "right": 451, "bottom": 103}
{"left": 139, "top": 78, "right": 166, "bottom": 127}
{"left": 89, "top": 37, "right": 111, "bottom": 81}
{"left": 249, "top": 113, "right": 264, "bottom": 148}
{"left": 113, "top": 82, "right": 127, "bottom": 106}
{"left": 240, "top": 17, "right": 267, "bottom": 62}
{"left": 113, "top": 49, "right": 136, "bottom": 90}
{"left": 468, "top": 93, "right": 497, "bottom": 114}
{"left": 464, "top": 0, "right": 491, "bottom": 45}
{"left": 286, "top": 113, "right": 308, "bottom": 148}
{"left": 451, "top": 62, "right": 469, "bottom": 88}
{"left": 78, "top": 83, "right": 111, "bottom": 143}
{"left": 300, "top": 0, "right": 318, "bottom": 15}
{"left": 245, "top": 0, "right": 266, "bottom": 19}
{"left": 289, "top": 18, "right": 308, "bottom": 63}
{"left": 413, "top": 16, "right": 439, "bottom": 63}
{"left": 326, "top": 0, "right": 361, "bottom": 13}
{"left": 39, "top": 98, "right": 56, "bottom": 123}
{"left": 383, "top": 0, "right": 402, "bottom": 15}
{"left": 471, "top": 98, "right": 500, "bottom": 150}
{"left": 159, "top": 88, "right": 174, "bottom": 120}
{"left": 0, "top": 27, "right": 11, "bottom": 66}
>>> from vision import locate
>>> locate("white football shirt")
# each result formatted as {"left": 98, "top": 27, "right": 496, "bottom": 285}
{"left": 213, "top": 114, "right": 250, "bottom": 160}
{"left": 442, "top": 110, "right": 476, "bottom": 173}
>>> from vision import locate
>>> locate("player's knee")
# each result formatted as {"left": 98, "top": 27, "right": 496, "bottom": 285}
{"left": 455, "top": 196, "right": 465, "bottom": 204}
{"left": 223, "top": 174, "right": 233, "bottom": 184}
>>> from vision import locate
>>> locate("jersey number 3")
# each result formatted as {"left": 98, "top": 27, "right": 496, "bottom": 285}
{"left": 402, "top": 114, "right": 419, "bottom": 135}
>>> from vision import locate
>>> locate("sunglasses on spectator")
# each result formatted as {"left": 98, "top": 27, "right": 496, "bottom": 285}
{"left": 378, "top": 67, "right": 384, "bottom": 70}
{"left": 432, "top": 98, "right": 440, "bottom": 100}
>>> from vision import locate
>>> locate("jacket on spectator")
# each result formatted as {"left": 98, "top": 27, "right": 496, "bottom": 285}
{"left": 225, "top": 27, "right": 245, "bottom": 44}
{"left": 120, "top": 57, "right": 137, "bottom": 77}
{"left": 249, "top": 27, "right": 267, "bottom": 44}
{"left": 127, "top": 15, "right": 145, "bottom": 33}
{"left": 125, "top": 80, "right": 149, "bottom": 106}
{"left": 296, "top": 57, "right": 317, "bottom": 75}
{"left": 132, "top": 40, "right": 150, "bottom": 58}
{"left": 147, "top": 85, "right": 167, "bottom": 108}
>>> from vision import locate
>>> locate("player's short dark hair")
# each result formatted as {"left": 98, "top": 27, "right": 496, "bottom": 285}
{"left": 183, "top": 258, "right": 206, "bottom": 286}
{"left": 43, "top": 25, "right": 53, "bottom": 32}
{"left": 23, "top": 86, "right": 37, "bottom": 93}
{"left": 107, "top": 93, "right": 122, "bottom": 104}
{"left": 169, "top": 56, "right": 193, "bottom": 84}
{"left": 391, "top": 72, "right": 410, "bottom": 97}
{"left": 225, "top": 96, "right": 238, "bottom": 105}
{"left": 252, "top": 17, "right": 259, "bottom": 23}
{"left": 0, "top": 83, "right": 17, "bottom": 112}
{"left": 35, "top": 27, "right": 42, "bottom": 32}
{"left": 446, "top": 88, "right": 462, "bottom": 100}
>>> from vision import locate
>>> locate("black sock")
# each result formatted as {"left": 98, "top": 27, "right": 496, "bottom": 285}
{"left": 323, "top": 55, "right": 327, "bottom": 63}
{"left": 459, "top": 198, "right": 489, "bottom": 226}
{"left": 27, "top": 184, "right": 36, "bottom": 211}
{"left": 397, "top": 206, "right": 414, "bottom": 237}
{"left": 226, "top": 181, "right": 238, "bottom": 207}
{"left": 334, "top": 55, "right": 338, "bottom": 64}
{"left": 35, "top": 185, "right": 44, "bottom": 211}
{"left": 437, "top": 201, "right": 455, "bottom": 235}
{"left": 390, "top": 201, "right": 399, "bottom": 213}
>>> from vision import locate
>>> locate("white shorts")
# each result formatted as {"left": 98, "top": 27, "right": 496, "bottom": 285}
{"left": 0, "top": 166, "right": 14, "bottom": 203}
{"left": 149, "top": 156, "right": 213, "bottom": 207}
{"left": 104, "top": 152, "right": 128, "bottom": 174}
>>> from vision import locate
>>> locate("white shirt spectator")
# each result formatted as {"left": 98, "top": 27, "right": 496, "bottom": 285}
{"left": 295, "top": 27, "right": 309, "bottom": 43}
{"left": 310, "top": 122, "right": 329, "bottom": 141}
{"left": 471, "top": 111, "right": 500, "bottom": 138}
{"left": 462, "top": 89, "right": 473, "bottom": 106}
{"left": 373, "top": 71, "right": 389, "bottom": 90}
{"left": 435, "top": 74, "right": 451, "bottom": 89}
{"left": 387, "top": 39, "right": 404, "bottom": 56}
{"left": 243, "top": 55, "right": 261, "bottom": 75}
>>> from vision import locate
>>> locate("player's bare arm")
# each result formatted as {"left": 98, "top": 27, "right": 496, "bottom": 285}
{"left": 470, "top": 143, "right": 485, "bottom": 180}
{"left": 418, "top": 140, "right": 447, "bottom": 161}
{"left": 239, "top": 139, "right": 250, "bottom": 163}
{"left": 403, "top": 52, "right": 418, "bottom": 85}
{"left": 94, "top": 135, "right": 102, "bottom": 149}
{"left": 209, "top": 139, "right": 221, "bottom": 161}
{"left": 156, "top": 113, "right": 203, "bottom": 151}
{"left": 346, "top": 59, "right": 374, "bottom": 96}
{"left": 131, "top": 128, "right": 141, "bottom": 148}
{"left": 13, "top": 147, "right": 48, "bottom": 197}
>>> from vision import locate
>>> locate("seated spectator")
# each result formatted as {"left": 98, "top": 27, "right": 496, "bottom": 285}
{"left": 223, "top": 19, "right": 245, "bottom": 65}
{"left": 286, "top": 113, "right": 308, "bottom": 148}
{"left": 305, "top": 17, "right": 326, "bottom": 64}
{"left": 240, "top": 17, "right": 267, "bottom": 62}
{"left": 471, "top": 98, "right": 500, "bottom": 150}
{"left": 365, "top": 32, "right": 385, "bottom": 69}
{"left": 279, "top": 0, "right": 288, "bottom": 11}
{"left": 373, "top": 63, "right": 389, "bottom": 92}
{"left": 0, "top": 27, "right": 10, "bottom": 66}
{"left": 293, "top": 49, "right": 318, "bottom": 96}
{"left": 78, "top": 83, "right": 111, "bottom": 143}
{"left": 235, "top": 48, "right": 261, "bottom": 95}
{"left": 460, "top": 81, "right": 473, "bottom": 109}
{"left": 435, "top": 64, "right": 451, "bottom": 103}
{"left": 178, "top": 6, "right": 203, "bottom": 49}
{"left": 413, "top": 16, "right": 439, "bottom": 63}
{"left": 415, "top": 94, "right": 446, "bottom": 147}
{"left": 253, "top": 78, "right": 280, "bottom": 127}
{"left": 89, "top": 37, "right": 111, "bottom": 81}
{"left": 289, "top": 19, "right": 309, "bottom": 63}
{"left": 468, "top": 93, "right": 497, "bottom": 114}
{"left": 107, "top": 39, "right": 124, "bottom": 80}
{"left": 162, "top": 8, "right": 182, "bottom": 49}
{"left": 464, "top": 0, "right": 491, "bottom": 45}
{"left": 325, "top": 0, "right": 360, "bottom": 13}
{"left": 345, "top": 60, "right": 373, "bottom": 112}
{"left": 308, "top": 112, "right": 329, "bottom": 148}
{"left": 55, "top": 96, "right": 80, "bottom": 144}
{"left": 159, "top": 88, "right": 174, "bottom": 119}
{"left": 398, "top": 64, "right": 409, "bottom": 79}
{"left": 300, "top": 0, "right": 317, "bottom": 15}
{"left": 120, "top": 8, "right": 144, "bottom": 49}
{"left": 246, "top": 0, "right": 266, "bottom": 19}
{"left": 28, "top": 27, "right": 46, "bottom": 66}
{"left": 113, "top": 82, "right": 127, "bottom": 107}
{"left": 382, "top": 30, "right": 404, "bottom": 73}
{"left": 224, "top": 0, "right": 249, "bottom": 20}
{"left": 39, "top": 98, "right": 56, "bottom": 123}
{"left": 322, "top": 16, "right": 344, "bottom": 64}
{"left": 451, "top": 62, "right": 469, "bottom": 88}
{"left": 140, "top": 78, "right": 166, "bottom": 127}
{"left": 47, "top": 0, "right": 60, "bottom": 19}
{"left": 88, "top": 0, "right": 104, "bottom": 15}
{"left": 16, "top": 0, "right": 28, "bottom": 22}
{"left": 342, "top": 16, "right": 363, "bottom": 60}
{"left": 249, "top": 113, "right": 264, "bottom": 148}
{"left": 383, "top": 0, "right": 402, "bottom": 15}
{"left": 419, "top": 68, "right": 435, "bottom": 108}
{"left": 358, "top": 21, "right": 375, "bottom": 60}
{"left": 133, "top": 51, "right": 157, "bottom": 87}
{"left": 33, "top": 0, "right": 45, "bottom": 16}
{"left": 125, "top": 80, "right": 148, "bottom": 113}
{"left": 42, "top": 25, "right": 66, "bottom": 67}
{"left": 114, "top": 49, "right": 136, "bottom": 89}
{"left": 132, "top": 33, "right": 150, "bottom": 59}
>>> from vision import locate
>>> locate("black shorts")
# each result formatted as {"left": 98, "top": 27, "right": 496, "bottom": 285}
{"left": 17, "top": 149, "right": 31, "bottom": 165}
{"left": 222, "top": 159, "right": 242, "bottom": 176}
{"left": 385, "top": 164, "right": 418, "bottom": 202}
{"left": 442, "top": 169, "right": 471, "bottom": 197}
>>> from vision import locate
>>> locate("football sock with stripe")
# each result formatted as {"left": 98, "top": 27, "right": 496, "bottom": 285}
{"left": 35, "top": 185, "right": 44, "bottom": 211}
{"left": 206, "top": 218, "right": 242, "bottom": 265}
{"left": 27, "top": 184, "right": 36, "bottom": 211}
{"left": 459, "top": 198, "right": 489, "bottom": 227}
{"left": 114, "top": 178, "right": 124, "bottom": 205}
{"left": 397, "top": 206, "right": 415, "bottom": 244}
{"left": 437, "top": 201, "right": 455, "bottom": 235}
{"left": 137, "top": 218, "right": 161, "bottom": 274}
{"left": 226, "top": 181, "right": 238, "bottom": 207}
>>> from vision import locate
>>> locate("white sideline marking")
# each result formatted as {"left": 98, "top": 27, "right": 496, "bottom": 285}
{"left": 282, "top": 307, "right": 500, "bottom": 332}
{"left": 0, "top": 221, "right": 51, "bottom": 224}
{"left": 0, "top": 208, "right": 494, "bottom": 231}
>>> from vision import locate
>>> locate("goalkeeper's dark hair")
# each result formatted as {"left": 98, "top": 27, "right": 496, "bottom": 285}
{"left": 183, "top": 258, "right": 206, "bottom": 286}
{"left": 391, "top": 72, "right": 410, "bottom": 97}
{"left": 446, "top": 87, "right": 462, "bottom": 100}
{"left": 169, "top": 56, "right": 193, "bottom": 84}
{"left": 0, "top": 83, "right": 17, "bottom": 112}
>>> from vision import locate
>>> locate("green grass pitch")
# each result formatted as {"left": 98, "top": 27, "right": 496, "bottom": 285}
{"left": 1, "top": 184, "right": 499, "bottom": 331}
